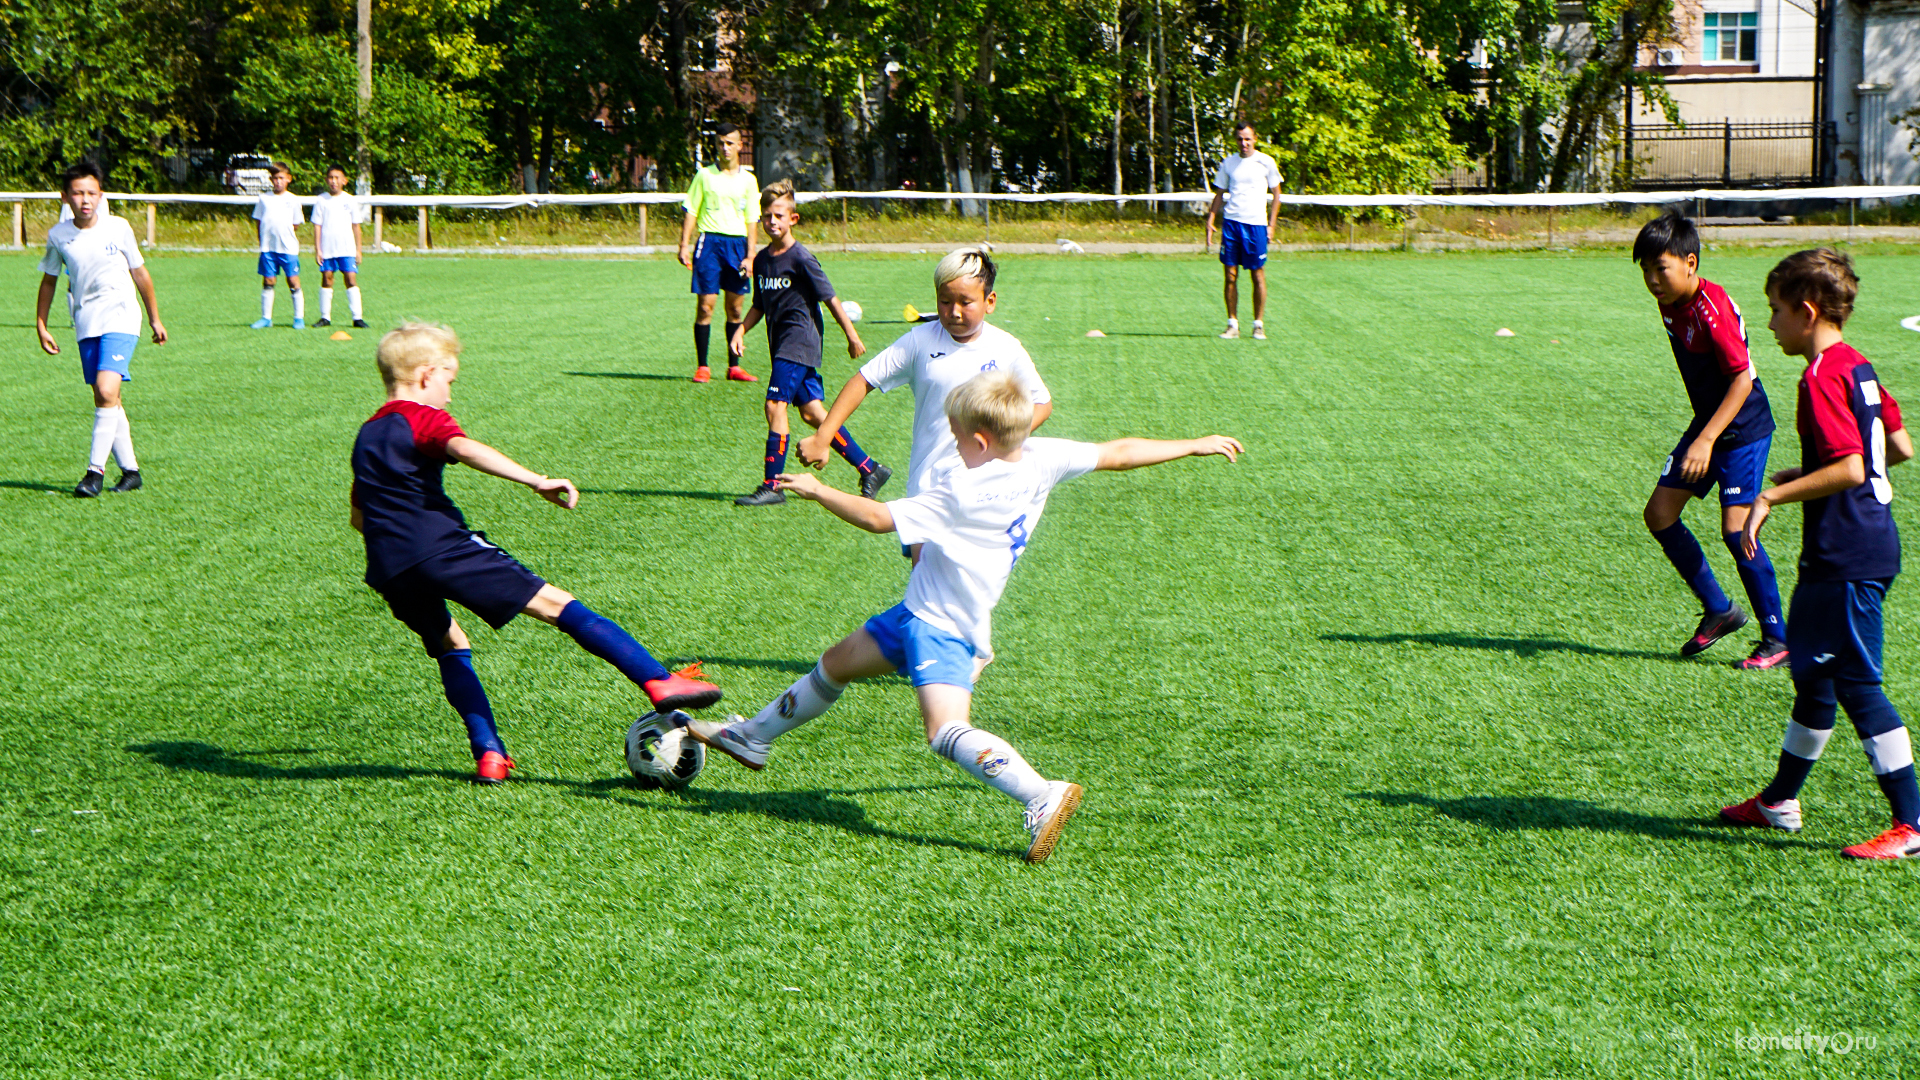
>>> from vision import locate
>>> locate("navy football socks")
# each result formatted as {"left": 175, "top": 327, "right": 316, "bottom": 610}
{"left": 694, "top": 324, "right": 711, "bottom": 368}
{"left": 724, "top": 322, "right": 742, "bottom": 366}
{"left": 764, "top": 431, "right": 788, "bottom": 482}
{"left": 557, "top": 600, "right": 671, "bottom": 687}
{"left": 1723, "top": 532, "right": 1786, "bottom": 641}
{"left": 832, "top": 426, "right": 876, "bottom": 476}
{"left": 1652, "top": 521, "right": 1731, "bottom": 614}
{"left": 1837, "top": 683, "right": 1920, "bottom": 827}
{"left": 436, "top": 649, "right": 505, "bottom": 760}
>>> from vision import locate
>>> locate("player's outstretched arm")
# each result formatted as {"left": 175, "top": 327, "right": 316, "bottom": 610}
{"left": 445, "top": 436, "right": 579, "bottom": 509}
{"left": 775, "top": 472, "right": 895, "bottom": 533}
{"left": 130, "top": 266, "right": 166, "bottom": 344}
{"left": 1095, "top": 435, "right": 1244, "bottom": 472}
{"left": 730, "top": 306, "right": 764, "bottom": 358}
{"left": 34, "top": 274, "right": 60, "bottom": 355}
{"left": 825, "top": 297, "right": 865, "bottom": 359}
{"left": 800, "top": 374, "right": 873, "bottom": 467}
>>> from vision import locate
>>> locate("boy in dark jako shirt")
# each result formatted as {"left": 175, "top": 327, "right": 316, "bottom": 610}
{"left": 729, "top": 179, "right": 891, "bottom": 506}
{"left": 352, "top": 323, "right": 721, "bottom": 784}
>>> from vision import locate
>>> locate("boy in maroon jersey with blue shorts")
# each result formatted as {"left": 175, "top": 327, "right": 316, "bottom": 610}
{"left": 1724, "top": 249, "right": 1920, "bottom": 859}
{"left": 1633, "top": 211, "right": 1787, "bottom": 667}
{"left": 351, "top": 323, "right": 721, "bottom": 784}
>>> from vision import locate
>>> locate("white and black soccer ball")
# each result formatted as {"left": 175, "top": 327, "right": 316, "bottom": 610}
{"left": 842, "top": 300, "right": 863, "bottom": 323}
{"left": 624, "top": 710, "right": 704, "bottom": 789}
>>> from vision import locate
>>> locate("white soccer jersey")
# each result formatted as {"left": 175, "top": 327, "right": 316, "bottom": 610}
{"left": 889, "top": 438, "right": 1102, "bottom": 663}
{"left": 858, "top": 321, "right": 1052, "bottom": 496}
{"left": 39, "top": 215, "right": 145, "bottom": 340}
{"left": 1212, "top": 151, "right": 1283, "bottom": 226}
{"left": 311, "top": 192, "right": 364, "bottom": 260}
{"left": 253, "top": 191, "right": 304, "bottom": 254}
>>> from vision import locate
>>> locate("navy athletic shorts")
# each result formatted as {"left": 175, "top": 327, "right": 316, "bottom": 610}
{"left": 376, "top": 533, "right": 546, "bottom": 648}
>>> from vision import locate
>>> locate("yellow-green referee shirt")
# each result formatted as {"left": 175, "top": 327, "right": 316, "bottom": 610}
{"left": 683, "top": 164, "right": 757, "bottom": 236}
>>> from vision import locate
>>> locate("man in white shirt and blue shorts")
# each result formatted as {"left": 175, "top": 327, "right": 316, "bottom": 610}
{"left": 1204, "top": 122, "right": 1283, "bottom": 341}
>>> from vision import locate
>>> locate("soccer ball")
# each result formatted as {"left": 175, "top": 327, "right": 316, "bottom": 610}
{"left": 624, "top": 710, "right": 704, "bottom": 789}
{"left": 842, "top": 300, "right": 863, "bottom": 323}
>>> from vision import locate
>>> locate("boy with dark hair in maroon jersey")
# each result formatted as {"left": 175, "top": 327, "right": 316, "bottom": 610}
{"left": 1725, "top": 249, "right": 1920, "bottom": 859}
{"left": 351, "top": 323, "right": 720, "bottom": 784}
{"left": 1633, "top": 210, "right": 1786, "bottom": 667}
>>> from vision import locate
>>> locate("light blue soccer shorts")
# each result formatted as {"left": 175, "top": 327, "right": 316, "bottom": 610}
{"left": 862, "top": 603, "right": 977, "bottom": 690}
{"left": 257, "top": 252, "right": 301, "bottom": 278}
{"left": 78, "top": 333, "right": 138, "bottom": 385}
{"left": 319, "top": 256, "right": 358, "bottom": 274}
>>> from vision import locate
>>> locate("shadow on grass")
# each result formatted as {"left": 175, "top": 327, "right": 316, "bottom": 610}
{"left": 1098, "top": 332, "right": 1218, "bottom": 339}
{"left": 128, "top": 741, "right": 1003, "bottom": 855}
{"left": 562, "top": 371, "right": 682, "bottom": 382}
{"left": 0, "top": 480, "right": 70, "bottom": 494}
{"left": 1352, "top": 791, "right": 1820, "bottom": 850}
{"left": 1322, "top": 631, "right": 1675, "bottom": 663}
{"left": 580, "top": 487, "right": 735, "bottom": 503}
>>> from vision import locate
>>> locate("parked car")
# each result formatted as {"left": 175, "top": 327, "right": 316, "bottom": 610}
{"left": 223, "top": 154, "right": 274, "bottom": 195}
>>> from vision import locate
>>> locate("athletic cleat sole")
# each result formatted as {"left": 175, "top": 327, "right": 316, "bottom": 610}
{"left": 1024, "top": 783, "right": 1082, "bottom": 864}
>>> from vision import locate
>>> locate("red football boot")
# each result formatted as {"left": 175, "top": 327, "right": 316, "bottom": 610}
{"left": 1719, "top": 794, "right": 1802, "bottom": 832}
{"left": 725, "top": 366, "right": 759, "bottom": 382}
{"left": 692, "top": 366, "right": 712, "bottom": 383}
{"left": 1842, "top": 823, "right": 1920, "bottom": 860}
{"left": 476, "top": 750, "right": 515, "bottom": 784}
{"left": 644, "top": 661, "right": 722, "bottom": 712}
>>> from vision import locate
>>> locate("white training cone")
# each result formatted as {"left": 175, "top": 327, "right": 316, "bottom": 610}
{"left": 1495, "top": 328, "right": 1516, "bottom": 337}
{"left": 1085, "top": 329, "right": 1106, "bottom": 338}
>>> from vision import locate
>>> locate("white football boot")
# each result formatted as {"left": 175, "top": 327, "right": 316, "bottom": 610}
{"left": 684, "top": 715, "right": 770, "bottom": 771}
{"left": 1023, "top": 781, "right": 1084, "bottom": 864}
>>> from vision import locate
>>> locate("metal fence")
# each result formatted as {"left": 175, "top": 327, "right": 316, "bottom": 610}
{"left": 1625, "top": 121, "right": 1833, "bottom": 189}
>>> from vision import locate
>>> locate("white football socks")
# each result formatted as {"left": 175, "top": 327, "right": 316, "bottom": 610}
{"left": 111, "top": 409, "right": 137, "bottom": 471}
{"left": 1226, "top": 317, "right": 1238, "bottom": 327}
{"left": 930, "top": 721, "right": 1051, "bottom": 807}
{"left": 347, "top": 285, "right": 363, "bottom": 320}
{"left": 735, "top": 662, "right": 846, "bottom": 745}
{"left": 260, "top": 288, "right": 274, "bottom": 321}
{"left": 291, "top": 287, "right": 305, "bottom": 321}
{"left": 320, "top": 287, "right": 334, "bottom": 321}
{"left": 88, "top": 407, "right": 121, "bottom": 472}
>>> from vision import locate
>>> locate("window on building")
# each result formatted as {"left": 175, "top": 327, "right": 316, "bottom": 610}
{"left": 1702, "top": 11, "right": 1758, "bottom": 62}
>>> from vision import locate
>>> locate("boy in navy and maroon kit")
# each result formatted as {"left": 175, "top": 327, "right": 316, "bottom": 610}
{"left": 1723, "top": 248, "right": 1920, "bottom": 859}
{"left": 728, "top": 179, "right": 891, "bottom": 506}
{"left": 352, "top": 322, "right": 720, "bottom": 784}
{"left": 1633, "top": 211, "right": 1787, "bottom": 667}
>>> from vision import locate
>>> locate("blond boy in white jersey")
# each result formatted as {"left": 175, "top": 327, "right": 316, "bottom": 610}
{"left": 34, "top": 161, "right": 167, "bottom": 497}
{"left": 799, "top": 247, "right": 1052, "bottom": 558}
{"left": 689, "top": 371, "right": 1243, "bottom": 864}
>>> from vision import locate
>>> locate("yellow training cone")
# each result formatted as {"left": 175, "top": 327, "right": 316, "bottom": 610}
{"left": 903, "top": 303, "right": 920, "bottom": 322}
{"left": 330, "top": 331, "right": 353, "bottom": 341}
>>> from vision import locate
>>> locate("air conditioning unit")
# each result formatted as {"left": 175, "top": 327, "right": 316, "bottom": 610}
{"left": 1656, "top": 48, "right": 1684, "bottom": 66}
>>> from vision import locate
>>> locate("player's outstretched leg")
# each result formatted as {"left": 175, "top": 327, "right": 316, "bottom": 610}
{"left": 1722, "top": 531, "right": 1787, "bottom": 669}
{"left": 686, "top": 628, "right": 893, "bottom": 768}
{"left": 923, "top": 686, "right": 1079, "bottom": 865}
{"left": 533, "top": 590, "right": 720, "bottom": 711}
{"left": 1722, "top": 674, "right": 1831, "bottom": 832}
{"left": 437, "top": 647, "right": 514, "bottom": 783}
{"left": 1836, "top": 681, "right": 1920, "bottom": 859}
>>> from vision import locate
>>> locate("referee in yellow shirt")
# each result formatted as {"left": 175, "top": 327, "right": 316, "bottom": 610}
{"left": 677, "top": 123, "right": 759, "bottom": 383}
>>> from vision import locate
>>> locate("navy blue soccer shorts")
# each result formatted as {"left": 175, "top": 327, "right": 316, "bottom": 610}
{"left": 766, "top": 358, "right": 825, "bottom": 404}
{"left": 376, "top": 534, "right": 547, "bottom": 649}
{"left": 1656, "top": 433, "right": 1771, "bottom": 506}
{"left": 862, "top": 603, "right": 977, "bottom": 690}
{"left": 1788, "top": 578, "right": 1892, "bottom": 685}
{"left": 1218, "top": 219, "right": 1268, "bottom": 271}
{"left": 689, "top": 233, "right": 749, "bottom": 296}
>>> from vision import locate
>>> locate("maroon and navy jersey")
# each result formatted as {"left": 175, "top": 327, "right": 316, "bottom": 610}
{"left": 351, "top": 400, "right": 473, "bottom": 586}
{"left": 1658, "top": 278, "right": 1774, "bottom": 447}
{"left": 1797, "top": 342, "right": 1902, "bottom": 582}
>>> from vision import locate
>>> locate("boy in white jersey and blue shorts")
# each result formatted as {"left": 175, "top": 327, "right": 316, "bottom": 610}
{"left": 311, "top": 165, "right": 368, "bottom": 329}
{"left": 688, "top": 371, "right": 1242, "bottom": 863}
{"left": 34, "top": 161, "right": 168, "bottom": 498}
{"left": 250, "top": 162, "right": 305, "bottom": 329}
{"left": 799, "top": 247, "right": 1052, "bottom": 559}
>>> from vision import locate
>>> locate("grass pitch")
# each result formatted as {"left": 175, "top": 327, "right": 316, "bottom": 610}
{"left": 5, "top": 247, "right": 1920, "bottom": 1077}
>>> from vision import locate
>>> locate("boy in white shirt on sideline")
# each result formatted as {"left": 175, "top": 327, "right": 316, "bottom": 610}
{"left": 689, "top": 371, "right": 1243, "bottom": 864}
{"left": 311, "top": 165, "right": 368, "bottom": 329}
{"left": 250, "top": 162, "right": 306, "bottom": 329}
{"left": 798, "top": 247, "right": 1052, "bottom": 560}
{"left": 34, "top": 161, "right": 167, "bottom": 497}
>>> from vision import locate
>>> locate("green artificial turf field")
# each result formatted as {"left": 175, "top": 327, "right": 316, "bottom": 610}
{"left": 5, "top": 247, "right": 1920, "bottom": 1077}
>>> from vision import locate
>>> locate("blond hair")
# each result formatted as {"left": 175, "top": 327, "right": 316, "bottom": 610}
{"left": 760, "top": 178, "right": 796, "bottom": 213}
{"left": 934, "top": 246, "right": 997, "bottom": 293}
{"left": 377, "top": 322, "right": 462, "bottom": 389}
{"left": 944, "top": 370, "right": 1032, "bottom": 450}
{"left": 1766, "top": 248, "right": 1859, "bottom": 328}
